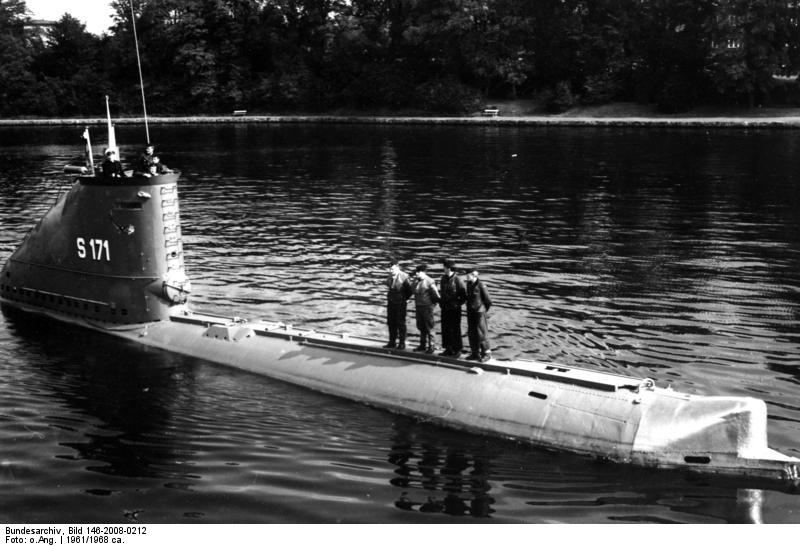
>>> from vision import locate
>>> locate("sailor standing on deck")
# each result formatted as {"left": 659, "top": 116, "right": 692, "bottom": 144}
{"left": 384, "top": 260, "right": 413, "bottom": 350}
{"left": 465, "top": 269, "right": 493, "bottom": 362}
{"left": 412, "top": 264, "right": 440, "bottom": 354}
{"left": 439, "top": 259, "right": 467, "bottom": 357}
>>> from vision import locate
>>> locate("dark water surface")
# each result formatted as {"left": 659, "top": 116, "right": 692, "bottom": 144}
{"left": 1, "top": 124, "right": 799, "bottom": 523}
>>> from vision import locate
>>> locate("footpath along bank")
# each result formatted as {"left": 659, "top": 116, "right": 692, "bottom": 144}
{"left": 2, "top": 113, "right": 800, "bottom": 128}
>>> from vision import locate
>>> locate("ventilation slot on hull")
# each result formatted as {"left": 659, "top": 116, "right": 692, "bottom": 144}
{"left": 684, "top": 456, "right": 711, "bottom": 464}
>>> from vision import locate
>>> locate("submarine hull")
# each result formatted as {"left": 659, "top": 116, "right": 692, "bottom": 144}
{"left": 3, "top": 298, "right": 798, "bottom": 483}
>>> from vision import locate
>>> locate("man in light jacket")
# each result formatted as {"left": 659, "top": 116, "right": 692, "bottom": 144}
{"left": 412, "top": 264, "right": 440, "bottom": 354}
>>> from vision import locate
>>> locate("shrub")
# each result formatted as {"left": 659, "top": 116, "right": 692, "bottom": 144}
{"left": 544, "top": 81, "right": 577, "bottom": 113}
{"left": 654, "top": 73, "right": 697, "bottom": 113}
{"left": 413, "top": 77, "right": 482, "bottom": 114}
{"left": 256, "top": 69, "right": 315, "bottom": 111}
{"left": 582, "top": 72, "right": 623, "bottom": 105}
{"left": 340, "top": 65, "right": 415, "bottom": 110}
{"left": 768, "top": 77, "right": 800, "bottom": 106}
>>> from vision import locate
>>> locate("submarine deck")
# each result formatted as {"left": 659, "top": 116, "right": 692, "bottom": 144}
{"left": 166, "top": 308, "right": 657, "bottom": 395}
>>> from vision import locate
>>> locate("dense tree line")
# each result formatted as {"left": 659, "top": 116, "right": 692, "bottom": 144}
{"left": 1, "top": 0, "right": 799, "bottom": 117}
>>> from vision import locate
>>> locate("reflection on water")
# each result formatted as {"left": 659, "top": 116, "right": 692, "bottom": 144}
{"left": 1, "top": 124, "right": 799, "bottom": 523}
{"left": 389, "top": 420, "right": 496, "bottom": 518}
{"left": 384, "top": 411, "right": 784, "bottom": 524}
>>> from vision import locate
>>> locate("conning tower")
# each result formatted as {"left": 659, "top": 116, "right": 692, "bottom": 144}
{"left": 0, "top": 171, "right": 191, "bottom": 324}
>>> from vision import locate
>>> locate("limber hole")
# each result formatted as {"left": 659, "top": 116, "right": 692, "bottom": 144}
{"left": 528, "top": 391, "right": 548, "bottom": 400}
{"left": 115, "top": 201, "right": 143, "bottom": 210}
{"left": 684, "top": 456, "right": 711, "bottom": 464}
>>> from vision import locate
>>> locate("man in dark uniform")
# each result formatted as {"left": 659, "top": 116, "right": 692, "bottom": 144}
{"left": 384, "top": 260, "right": 413, "bottom": 350}
{"left": 439, "top": 258, "right": 466, "bottom": 357}
{"left": 465, "top": 269, "right": 493, "bottom": 362}
{"left": 101, "top": 148, "right": 124, "bottom": 180}
{"left": 135, "top": 143, "right": 172, "bottom": 177}
{"left": 134, "top": 143, "right": 156, "bottom": 176}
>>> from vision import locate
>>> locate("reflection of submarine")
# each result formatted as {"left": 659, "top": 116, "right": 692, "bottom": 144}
{"left": 385, "top": 417, "right": 770, "bottom": 522}
{"left": 1, "top": 120, "right": 799, "bottom": 485}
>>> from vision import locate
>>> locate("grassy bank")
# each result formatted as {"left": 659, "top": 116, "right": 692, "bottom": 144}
{"left": 2, "top": 102, "right": 800, "bottom": 128}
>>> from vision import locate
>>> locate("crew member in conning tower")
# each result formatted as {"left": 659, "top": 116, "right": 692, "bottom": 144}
{"left": 135, "top": 143, "right": 172, "bottom": 177}
{"left": 101, "top": 148, "right": 124, "bottom": 180}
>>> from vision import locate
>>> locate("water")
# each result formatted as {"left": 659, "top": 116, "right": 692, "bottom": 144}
{"left": 1, "top": 123, "right": 799, "bottom": 523}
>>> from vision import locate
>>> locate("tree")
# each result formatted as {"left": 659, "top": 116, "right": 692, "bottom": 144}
{"left": 628, "top": 0, "right": 715, "bottom": 112}
{"left": 5, "top": 0, "right": 800, "bottom": 116}
{"left": 464, "top": 0, "right": 535, "bottom": 98}
{"left": 708, "top": 0, "right": 795, "bottom": 106}
{"left": 0, "top": 0, "right": 49, "bottom": 115}
{"left": 574, "top": 0, "right": 642, "bottom": 104}
{"left": 29, "top": 14, "right": 106, "bottom": 115}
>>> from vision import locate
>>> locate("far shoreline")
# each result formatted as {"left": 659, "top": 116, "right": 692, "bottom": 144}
{"left": 2, "top": 112, "right": 800, "bottom": 128}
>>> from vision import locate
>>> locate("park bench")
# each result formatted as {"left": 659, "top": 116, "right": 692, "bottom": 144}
{"left": 232, "top": 110, "right": 247, "bottom": 116}
{"left": 482, "top": 108, "right": 499, "bottom": 117}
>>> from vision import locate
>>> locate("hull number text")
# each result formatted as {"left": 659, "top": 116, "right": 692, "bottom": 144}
{"left": 77, "top": 238, "right": 110, "bottom": 261}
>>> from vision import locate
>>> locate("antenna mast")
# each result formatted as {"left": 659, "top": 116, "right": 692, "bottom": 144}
{"left": 129, "top": 0, "right": 150, "bottom": 143}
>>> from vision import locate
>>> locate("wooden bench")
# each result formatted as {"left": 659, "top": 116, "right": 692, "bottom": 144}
{"left": 482, "top": 108, "right": 499, "bottom": 117}
{"left": 232, "top": 110, "right": 247, "bottom": 116}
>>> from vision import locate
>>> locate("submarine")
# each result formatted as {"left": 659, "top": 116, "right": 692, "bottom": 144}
{"left": 1, "top": 121, "right": 799, "bottom": 485}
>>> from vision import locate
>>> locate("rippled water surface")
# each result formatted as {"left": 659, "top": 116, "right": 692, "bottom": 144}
{"left": 1, "top": 124, "right": 799, "bottom": 523}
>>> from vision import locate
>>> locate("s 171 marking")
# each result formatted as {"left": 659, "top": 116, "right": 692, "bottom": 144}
{"left": 77, "top": 237, "right": 110, "bottom": 261}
